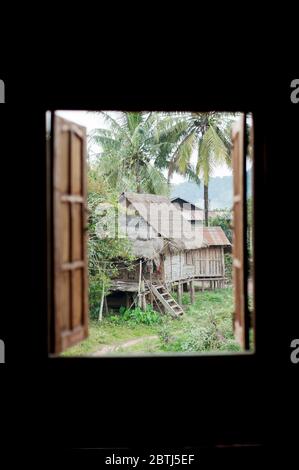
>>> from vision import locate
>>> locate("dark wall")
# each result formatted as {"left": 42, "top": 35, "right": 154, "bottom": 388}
{"left": 1, "top": 74, "right": 298, "bottom": 456}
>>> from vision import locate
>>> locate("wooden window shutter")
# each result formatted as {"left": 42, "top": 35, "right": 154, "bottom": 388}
{"left": 232, "top": 114, "right": 249, "bottom": 349}
{"left": 49, "top": 115, "right": 88, "bottom": 354}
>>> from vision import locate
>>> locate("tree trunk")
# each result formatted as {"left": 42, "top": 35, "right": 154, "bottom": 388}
{"left": 204, "top": 183, "right": 209, "bottom": 226}
{"left": 136, "top": 160, "right": 142, "bottom": 193}
{"left": 98, "top": 282, "right": 105, "bottom": 322}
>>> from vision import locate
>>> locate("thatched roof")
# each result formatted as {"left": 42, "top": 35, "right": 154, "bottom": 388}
{"left": 119, "top": 192, "right": 205, "bottom": 258}
{"left": 118, "top": 193, "right": 230, "bottom": 260}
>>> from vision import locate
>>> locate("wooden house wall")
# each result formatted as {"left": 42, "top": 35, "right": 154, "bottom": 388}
{"left": 164, "top": 247, "right": 225, "bottom": 282}
{"left": 115, "top": 259, "right": 163, "bottom": 283}
{"left": 193, "top": 247, "right": 224, "bottom": 277}
{"left": 113, "top": 246, "right": 225, "bottom": 289}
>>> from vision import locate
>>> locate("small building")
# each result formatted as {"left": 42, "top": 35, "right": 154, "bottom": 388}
{"left": 171, "top": 196, "right": 218, "bottom": 224}
{"left": 171, "top": 197, "right": 205, "bottom": 225}
{"left": 107, "top": 192, "right": 231, "bottom": 314}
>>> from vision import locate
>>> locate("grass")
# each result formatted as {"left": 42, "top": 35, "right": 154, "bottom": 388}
{"left": 62, "top": 320, "right": 157, "bottom": 356}
{"left": 62, "top": 287, "right": 245, "bottom": 356}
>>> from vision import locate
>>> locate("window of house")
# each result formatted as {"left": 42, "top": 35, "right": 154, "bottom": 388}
{"left": 47, "top": 111, "right": 254, "bottom": 357}
{"left": 185, "top": 252, "right": 193, "bottom": 265}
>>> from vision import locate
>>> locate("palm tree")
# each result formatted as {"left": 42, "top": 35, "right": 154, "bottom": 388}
{"left": 165, "top": 112, "right": 233, "bottom": 226}
{"left": 153, "top": 115, "right": 200, "bottom": 185}
{"left": 89, "top": 112, "right": 169, "bottom": 195}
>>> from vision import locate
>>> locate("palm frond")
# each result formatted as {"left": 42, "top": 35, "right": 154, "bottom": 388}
{"left": 140, "top": 164, "right": 169, "bottom": 196}
{"left": 100, "top": 112, "right": 131, "bottom": 143}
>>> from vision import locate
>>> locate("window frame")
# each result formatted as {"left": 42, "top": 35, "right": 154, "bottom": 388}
{"left": 185, "top": 251, "right": 193, "bottom": 266}
{"left": 46, "top": 109, "right": 257, "bottom": 360}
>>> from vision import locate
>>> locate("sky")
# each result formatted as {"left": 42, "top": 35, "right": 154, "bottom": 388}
{"left": 56, "top": 110, "right": 233, "bottom": 183}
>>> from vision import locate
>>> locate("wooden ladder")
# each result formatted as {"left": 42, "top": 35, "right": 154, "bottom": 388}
{"left": 150, "top": 283, "right": 184, "bottom": 317}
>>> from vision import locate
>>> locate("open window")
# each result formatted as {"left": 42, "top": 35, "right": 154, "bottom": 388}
{"left": 48, "top": 111, "right": 254, "bottom": 356}
{"left": 231, "top": 114, "right": 251, "bottom": 350}
{"left": 48, "top": 115, "right": 89, "bottom": 354}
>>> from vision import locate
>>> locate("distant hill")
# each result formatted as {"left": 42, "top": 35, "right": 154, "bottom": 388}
{"left": 171, "top": 170, "right": 252, "bottom": 210}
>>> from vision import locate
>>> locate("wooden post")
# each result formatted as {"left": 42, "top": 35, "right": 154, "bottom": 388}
{"left": 150, "top": 272, "right": 153, "bottom": 307}
{"left": 104, "top": 295, "right": 108, "bottom": 315}
{"left": 142, "top": 294, "right": 147, "bottom": 310}
{"left": 126, "top": 293, "right": 130, "bottom": 309}
{"left": 140, "top": 280, "right": 145, "bottom": 310}
{"left": 138, "top": 260, "right": 142, "bottom": 295}
{"left": 177, "top": 282, "right": 182, "bottom": 305}
{"left": 138, "top": 260, "right": 142, "bottom": 308}
{"left": 190, "top": 280, "right": 195, "bottom": 304}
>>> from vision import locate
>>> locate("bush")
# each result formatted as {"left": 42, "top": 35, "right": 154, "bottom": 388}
{"left": 119, "top": 305, "right": 162, "bottom": 325}
{"left": 159, "top": 304, "right": 241, "bottom": 353}
{"left": 89, "top": 276, "right": 104, "bottom": 320}
{"left": 158, "top": 318, "right": 174, "bottom": 344}
{"left": 224, "top": 253, "right": 232, "bottom": 283}
{"left": 179, "top": 323, "right": 222, "bottom": 351}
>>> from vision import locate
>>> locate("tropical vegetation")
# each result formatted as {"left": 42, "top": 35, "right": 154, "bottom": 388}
{"left": 62, "top": 287, "right": 241, "bottom": 356}
{"left": 65, "top": 110, "right": 243, "bottom": 355}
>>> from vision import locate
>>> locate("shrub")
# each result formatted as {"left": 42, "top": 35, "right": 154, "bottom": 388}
{"left": 158, "top": 319, "right": 173, "bottom": 344}
{"left": 89, "top": 275, "right": 105, "bottom": 320}
{"left": 119, "top": 306, "right": 162, "bottom": 325}
{"left": 224, "top": 253, "right": 232, "bottom": 283}
{"left": 107, "top": 315, "right": 123, "bottom": 325}
{"left": 179, "top": 323, "right": 222, "bottom": 351}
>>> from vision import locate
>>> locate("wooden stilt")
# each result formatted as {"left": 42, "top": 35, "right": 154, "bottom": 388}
{"left": 142, "top": 293, "right": 147, "bottom": 310}
{"left": 137, "top": 260, "right": 142, "bottom": 308}
{"left": 177, "top": 282, "right": 182, "bottom": 305}
{"left": 150, "top": 272, "right": 154, "bottom": 306}
{"left": 125, "top": 292, "right": 130, "bottom": 309}
{"left": 190, "top": 280, "right": 195, "bottom": 304}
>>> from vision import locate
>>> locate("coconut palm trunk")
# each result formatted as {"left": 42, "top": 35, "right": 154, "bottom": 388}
{"left": 136, "top": 161, "right": 142, "bottom": 193}
{"left": 204, "top": 183, "right": 209, "bottom": 226}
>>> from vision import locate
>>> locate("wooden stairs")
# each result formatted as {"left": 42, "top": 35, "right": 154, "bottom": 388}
{"left": 150, "top": 283, "right": 184, "bottom": 318}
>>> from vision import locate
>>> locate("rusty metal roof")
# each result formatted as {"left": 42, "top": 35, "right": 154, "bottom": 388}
{"left": 203, "top": 227, "right": 231, "bottom": 246}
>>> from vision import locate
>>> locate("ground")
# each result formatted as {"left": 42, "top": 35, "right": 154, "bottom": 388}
{"left": 62, "top": 287, "right": 245, "bottom": 357}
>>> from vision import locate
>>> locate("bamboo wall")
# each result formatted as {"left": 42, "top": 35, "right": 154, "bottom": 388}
{"left": 114, "top": 246, "right": 225, "bottom": 286}
{"left": 164, "top": 247, "right": 225, "bottom": 282}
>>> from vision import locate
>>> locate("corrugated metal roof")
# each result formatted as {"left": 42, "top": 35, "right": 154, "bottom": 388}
{"left": 203, "top": 227, "right": 231, "bottom": 246}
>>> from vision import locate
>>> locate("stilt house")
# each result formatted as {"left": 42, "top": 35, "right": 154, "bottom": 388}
{"left": 107, "top": 192, "right": 231, "bottom": 315}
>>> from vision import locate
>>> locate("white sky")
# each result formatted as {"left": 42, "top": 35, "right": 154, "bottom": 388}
{"left": 56, "top": 110, "right": 233, "bottom": 183}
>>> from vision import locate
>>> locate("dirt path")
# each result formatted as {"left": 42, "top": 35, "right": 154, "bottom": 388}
{"left": 92, "top": 335, "right": 158, "bottom": 357}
